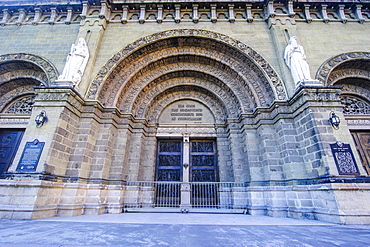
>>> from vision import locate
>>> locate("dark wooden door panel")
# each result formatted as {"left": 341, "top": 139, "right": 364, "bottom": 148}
{"left": 351, "top": 131, "right": 370, "bottom": 175}
{"left": 0, "top": 129, "right": 24, "bottom": 175}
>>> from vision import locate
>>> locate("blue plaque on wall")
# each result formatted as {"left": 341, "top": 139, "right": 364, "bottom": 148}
{"left": 330, "top": 141, "right": 360, "bottom": 175}
{"left": 16, "top": 139, "right": 44, "bottom": 172}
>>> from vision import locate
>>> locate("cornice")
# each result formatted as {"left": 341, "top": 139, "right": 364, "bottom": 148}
{"left": 0, "top": 0, "right": 368, "bottom": 25}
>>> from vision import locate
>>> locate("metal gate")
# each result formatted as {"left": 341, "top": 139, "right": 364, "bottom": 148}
{"left": 155, "top": 140, "right": 219, "bottom": 206}
{"left": 123, "top": 181, "right": 248, "bottom": 211}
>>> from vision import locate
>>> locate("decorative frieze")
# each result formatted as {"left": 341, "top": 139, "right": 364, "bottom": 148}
{"left": 0, "top": 5, "right": 82, "bottom": 26}
{"left": 346, "top": 119, "right": 370, "bottom": 126}
{"left": 156, "top": 127, "right": 217, "bottom": 135}
{"left": 0, "top": 117, "right": 29, "bottom": 125}
{"left": 0, "top": 1, "right": 367, "bottom": 26}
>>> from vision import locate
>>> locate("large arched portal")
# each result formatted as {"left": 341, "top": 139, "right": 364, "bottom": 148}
{"left": 87, "top": 29, "right": 287, "bottom": 210}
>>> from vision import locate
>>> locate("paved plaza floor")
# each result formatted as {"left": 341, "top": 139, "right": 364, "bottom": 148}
{"left": 0, "top": 213, "right": 369, "bottom": 247}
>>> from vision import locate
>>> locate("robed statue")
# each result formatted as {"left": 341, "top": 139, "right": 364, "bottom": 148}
{"left": 284, "top": 36, "right": 313, "bottom": 86}
{"left": 58, "top": 37, "right": 89, "bottom": 85}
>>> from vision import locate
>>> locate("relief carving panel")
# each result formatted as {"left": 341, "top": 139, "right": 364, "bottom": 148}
{"left": 341, "top": 95, "right": 370, "bottom": 115}
{"left": 0, "top": 53, "right": 58, "bottom": 84}
{"left": 0, "top": 85, "right": 35, "bottom": 113}
{"left": 4, "top": 95, "right": 36, "bottom": 114}
{"left": 317, "top": 52, "right": 370, "bottom": 84}
{"left": 130, "top": 73, "right": 240, "bottom": 119}
{"left": 88, "top": 29, "right": 286, "bottom": 105}
{"left": 102, "top": 46, "right": 263, "bottom": 110}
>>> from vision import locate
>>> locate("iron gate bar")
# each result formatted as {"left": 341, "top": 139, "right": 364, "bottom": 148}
{"left": 123, "top": 181, "right": 248, "bottom": 210}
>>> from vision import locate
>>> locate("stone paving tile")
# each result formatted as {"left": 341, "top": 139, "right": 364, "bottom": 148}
{"left": 0, "top": 214, "right": 369, "bottom": 247}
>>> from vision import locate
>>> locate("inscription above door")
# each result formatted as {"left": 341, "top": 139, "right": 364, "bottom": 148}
{"left": 158, "top": 100, "right": 215, "bottom": 124}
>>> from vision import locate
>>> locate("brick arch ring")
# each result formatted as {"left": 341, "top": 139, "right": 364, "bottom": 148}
{"left": 87, "top": 29, "right": 288, "bottom": 102}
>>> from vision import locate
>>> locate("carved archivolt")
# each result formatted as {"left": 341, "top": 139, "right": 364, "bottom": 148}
{"left": 103, "top": 47, "right": 263, "bottom": 110}
{"left": 316, "top": 52, "right": 370, "bottom": 85}
{"left": 0, "top": 71, "right": 47, "bottom": 86}
{"left": 118, "top": 58, "right": 253, "bottom": 115}
{"left": 131, "top": 72, "right": 240, "bottom": 119}
{"left": 0, "top": 53, "right": 58, "bottom": 84}
{"left": 328, "top": 69, "right": 370, "bottom": 85}
{"left": 88, "top": 29, "right": 287, "bottom": 109}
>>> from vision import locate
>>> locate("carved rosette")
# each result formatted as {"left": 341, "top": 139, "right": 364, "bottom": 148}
{"left": 87, "top": 29, "right": 287, "bottom": 103}
{"left": 0, "top": 53, "right": 59, "bottom": 84}
{"left": 316, "top": 52, "right": 370, "bottom": 85}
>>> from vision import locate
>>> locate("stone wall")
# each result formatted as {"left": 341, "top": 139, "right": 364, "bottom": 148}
{"left": 0, "top": 0, "right": 370, "bottom": 224}
{"left": 0, "top": 25, "right": 79, "bottom": 74}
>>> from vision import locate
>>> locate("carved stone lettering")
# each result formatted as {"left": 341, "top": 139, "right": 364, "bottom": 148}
{"left": 158, "top": 100, "right": 214, "bottom": 124}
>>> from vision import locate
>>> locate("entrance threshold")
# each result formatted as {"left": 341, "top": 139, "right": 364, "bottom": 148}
{"left": 124, "top": 208, "right": 247, "bottom": 214}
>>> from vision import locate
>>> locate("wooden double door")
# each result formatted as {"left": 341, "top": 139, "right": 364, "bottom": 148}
{"left": 155, "top": 139, "right": 218, "bottom": 207}
{"left": 0, "top": 129, "right": 24, "bottom": 177}
{"left": 351, "top": 131, "right": 370, "bottom": 175}
{"left": 156, "top": 139, "right": 218, "bottom": 182}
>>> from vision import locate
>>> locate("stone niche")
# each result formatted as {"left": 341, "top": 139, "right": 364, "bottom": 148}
{"left": 158, "top": 100, "right": 215, "bottom": 124}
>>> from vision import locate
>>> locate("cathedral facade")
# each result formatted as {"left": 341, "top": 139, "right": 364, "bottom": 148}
{"left": 0, "top": 0, "right": 370, "bottom": 224}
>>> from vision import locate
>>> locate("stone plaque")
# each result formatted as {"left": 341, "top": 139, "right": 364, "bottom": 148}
{"left": 16, "top": 139, "right": 44, "bottom": 172}
{"left": 159, "top": 100, "right": 215, "bottom": 124}
{"left": 330, "top": 142, "right": 359, "bottom": 175}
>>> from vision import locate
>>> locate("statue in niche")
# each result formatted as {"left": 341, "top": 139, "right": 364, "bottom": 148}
{"left": 58, "top": 37, "right": 89, "bottom": 85}
{"left": 284, "top": 36, "right": 314, "bottom": 87}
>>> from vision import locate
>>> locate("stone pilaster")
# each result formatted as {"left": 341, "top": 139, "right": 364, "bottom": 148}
{"left": 123, "top": 119, "right": 146, "bottom": 181}
{"left": 290, "top": 86, "right": 365, "bottom": 178}
{"left": 4, "top": 87, "right": 84, "bottom": 219}
{"left": 108, "top": 115, "right": 133, "bottom": 181}
{"left": 227, "top": 119, "right": 250, "bottom": 182}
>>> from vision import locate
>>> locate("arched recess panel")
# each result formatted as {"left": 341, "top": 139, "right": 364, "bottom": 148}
{"left": 316, "top": 52, "right": 370, "bottom": 86}
{"left": 89, "top": 29, "right": 287, "bottom": 116}
{"left": 0, "top": 78, "right": 39, "bottom": 113}
{"left": 0, "top": 54, "right": 58, "bottom": 113}
{"left": 0, "top": 53, "right": 58, "bottom": 85}
{"left": 319, "top": 53, "right": 370, "bottom": 176}
{"left": 1, "top": 94, "right": 36, "bottom": 114}
{"left": 131, "top": 72, "right": 240, "bottom": 119}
